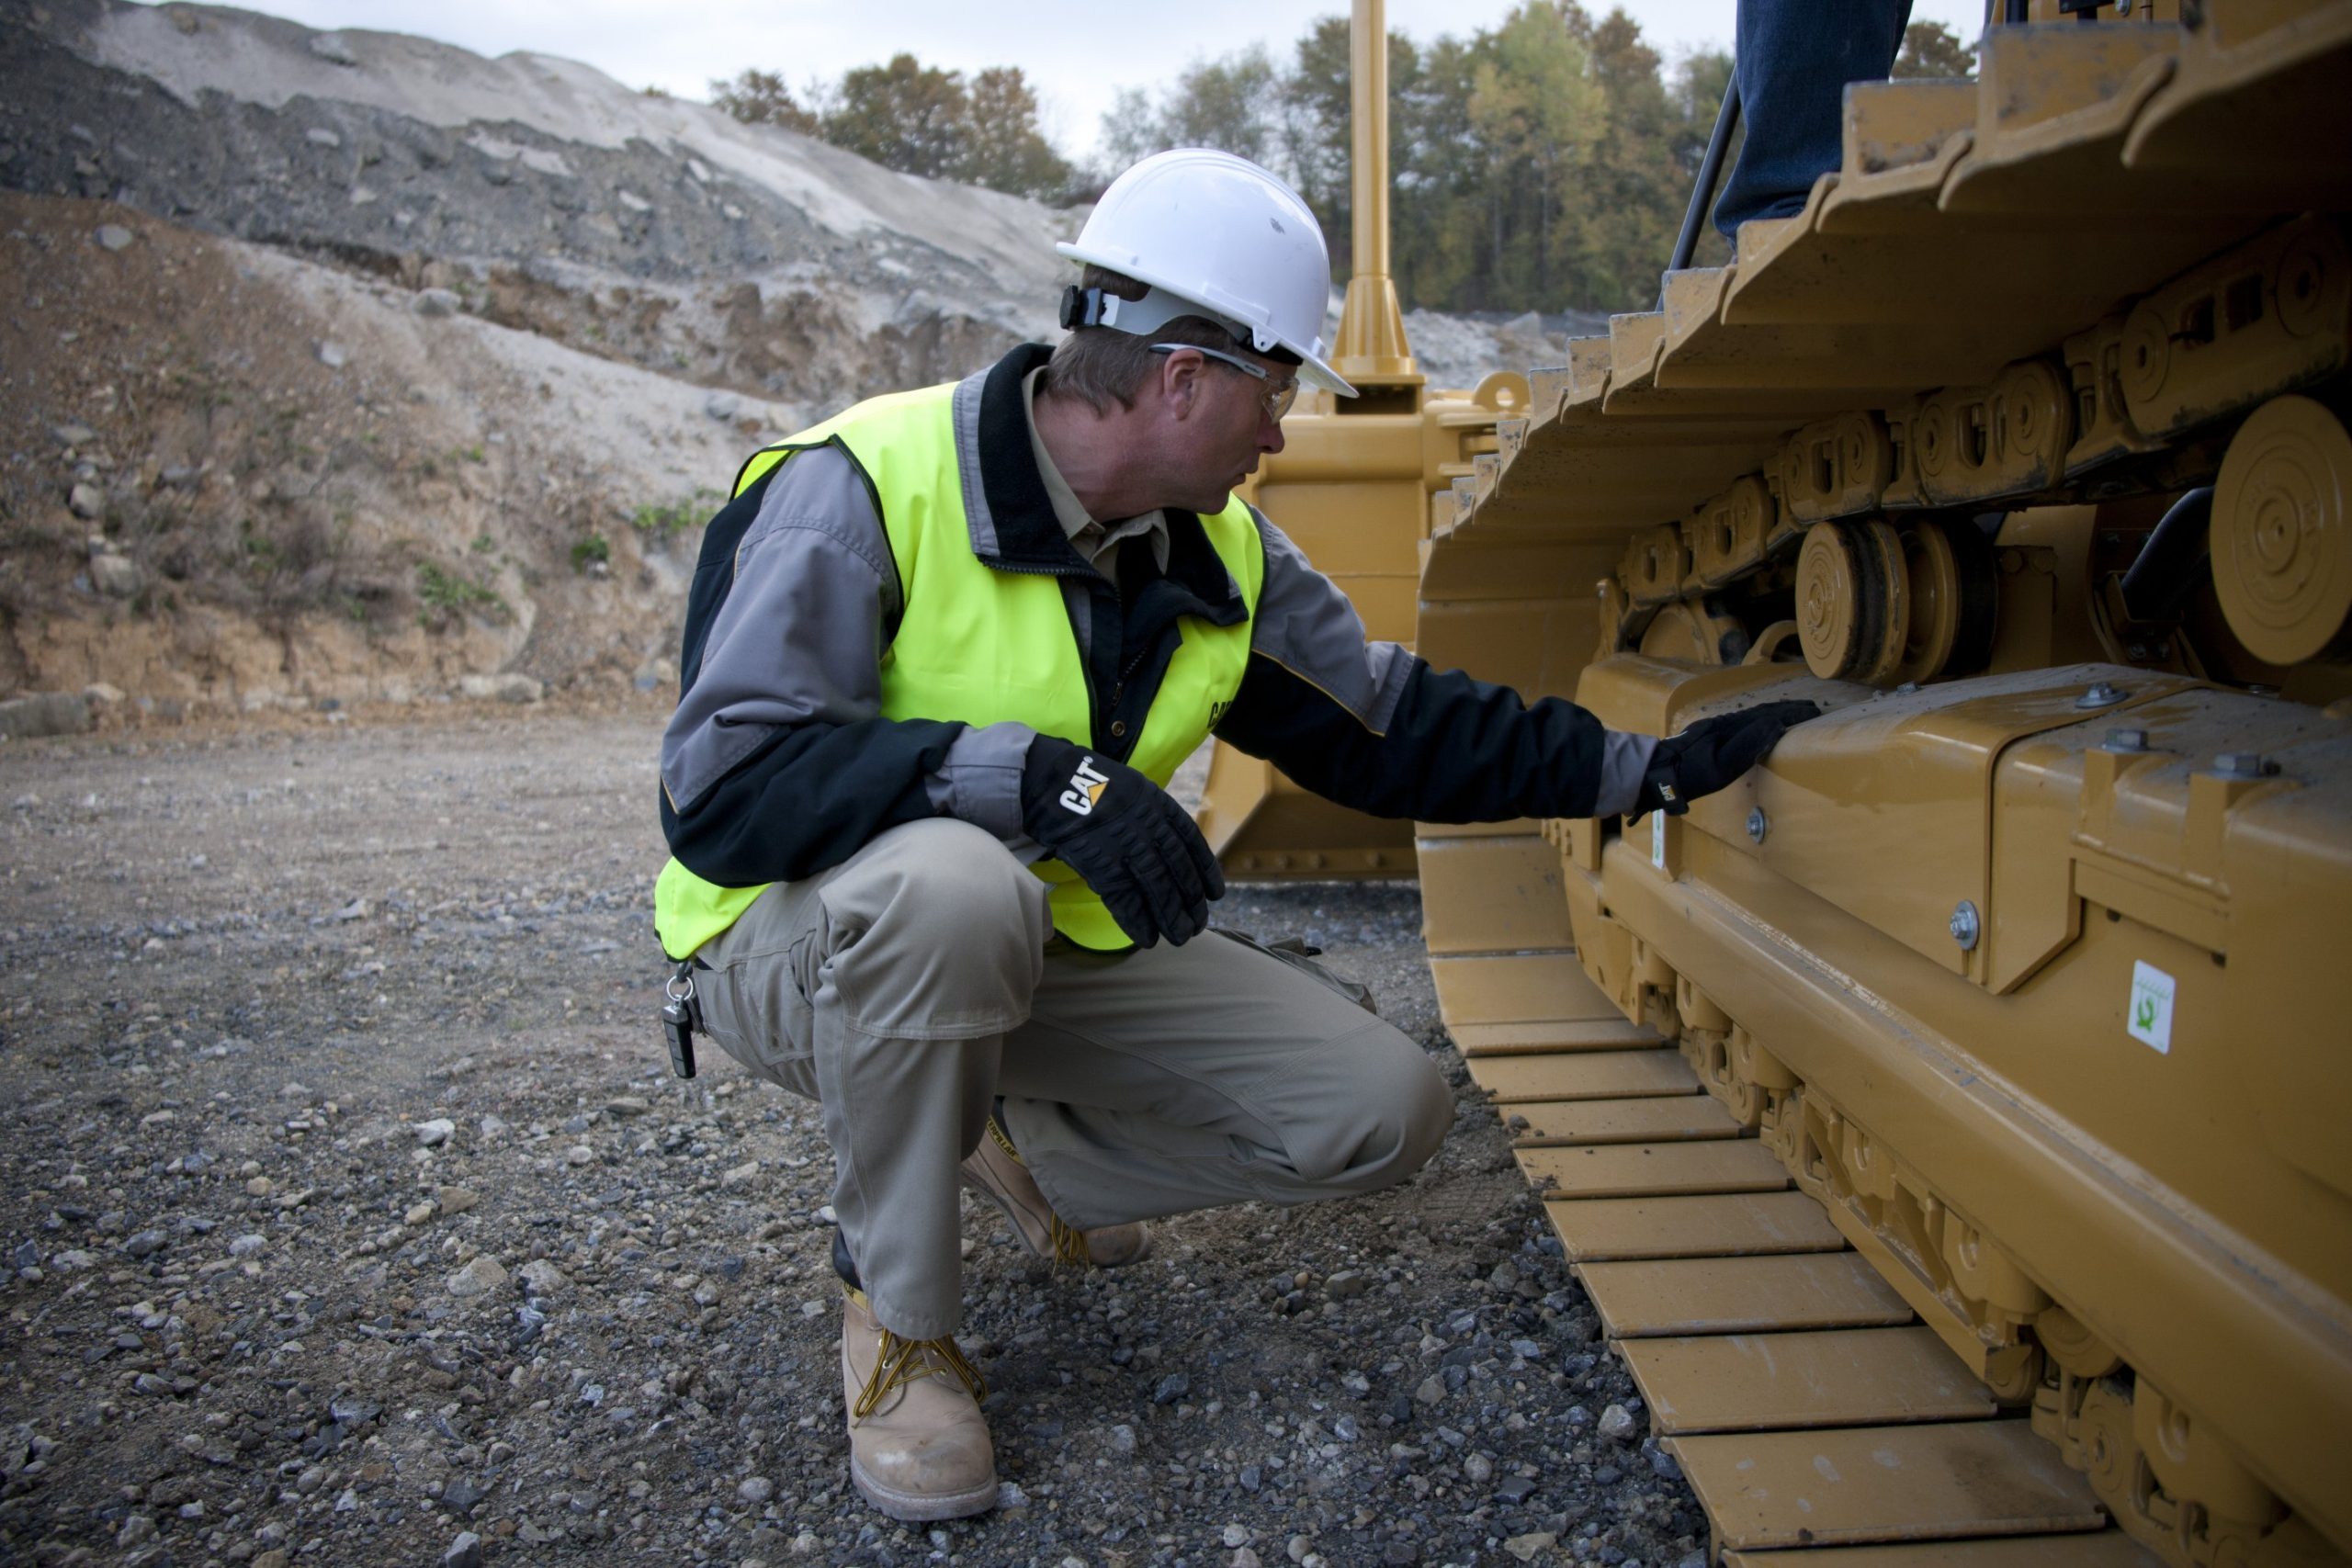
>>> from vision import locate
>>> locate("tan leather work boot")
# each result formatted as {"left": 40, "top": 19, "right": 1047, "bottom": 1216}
{"left": 961, "top": 1117, "right": 1153, "bottom": 1268}
{"left": 839, "top": 1283, "right": 997, "bottom": 1520}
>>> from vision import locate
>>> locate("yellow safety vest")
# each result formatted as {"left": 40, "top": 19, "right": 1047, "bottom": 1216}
{"left": 655, "top": 380, "right": 1262, "bottom": 956}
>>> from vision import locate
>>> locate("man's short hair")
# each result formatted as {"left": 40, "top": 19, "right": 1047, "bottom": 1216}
{"left": 1042, "top": 266, "right": 1282, "bottom": 415}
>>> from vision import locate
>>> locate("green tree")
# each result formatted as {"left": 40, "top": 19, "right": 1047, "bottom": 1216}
{"left": 825, "top": 53, "right": 972, "bottom": 179}
{"left": 1392, "top": 31, "right": 1484, "bottom": 310}
{"left": 1097, "top": 46, "right": 1284, "bottom": 171}
{"left": 718, "top": 53, "right": 1074, "bottom": 201}
{"left": 1092, "top": 6, "right": 1726, "bottom": 313}
{"left": 1894, "top": 20, "right": 1975, "bottom": 79}
{"left": 1097, "top": 86, "right": 1166, "bottom": 174}
{"left": 1572, "top": 7, "right": 1682, "bottom": 308}
{"left": 1468, "top": 2, "right": 1605, "bottom": 309}
{"left": 709, "top": 68, "right": 820, "bottom": 135}
{"left": 959, "top": 67, "right": 1076, "bottom": 199}
{"left": 1279, "top": 17, "right": 1355, "bottom": 271}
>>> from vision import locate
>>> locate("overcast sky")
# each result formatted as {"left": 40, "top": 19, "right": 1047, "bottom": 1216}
{"left": 143, "top": 1, "right": 1985, "bottom": 159}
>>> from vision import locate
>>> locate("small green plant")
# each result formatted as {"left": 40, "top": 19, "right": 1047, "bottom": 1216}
{"left": 571, "top": 533, "right": 611, "bottom": 571}
{"left": 239, "top": 518, "right": 282, "bottom": 578}
{"left": 415, "top": 561, "right": 508, "bottom": 623}
{"left": 469, "top": 533, "right": 495, "bottom": 554}
{"left": 457, "top": 444, "right": 486, "bottom": 465}
{"left": 629, "top": 489, "right": 719, "bottom": 539}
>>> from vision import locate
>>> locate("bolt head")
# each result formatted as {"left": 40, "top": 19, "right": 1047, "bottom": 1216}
{"left": 1746, "top": 807, "right": 1768, "bottom": 844}
{"left": 2075, "top": 682, "right": 2127, "bottom": 710}
{"left": 2103, "top": 728, "right": 2149, "bottom": 752}
{"left": 1949, "top": 900, "right": 1981, "bottom": 951}
{"left": 2213, "top": 752, "right": 2279, "bottom": 779}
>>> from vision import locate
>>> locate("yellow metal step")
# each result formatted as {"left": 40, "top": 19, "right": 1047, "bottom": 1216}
{"left": 1430, "top": 951, "right": 1619, "bottom": 1024}
{"left": 1467, "top": 1050, "right": 1697, "bottom": 1103}
{"left": 1415, "top": 833, "right": 1571, "bottom": 955}
{"left": 1670, "top": 1421, "right": 2108, "bottom": 1552}
{"left": 1519, "top": 1139, "right": 1790, "bottom": 1200}
{"left": 1508, "top": 1094, "right": 1741, "bottom": 1146}
{"left": 1580, "top": 1253, "right": 1914, "bottom": 1338}
{"left": 1623, "top": 1326, "right": 1996, "bottom": 1435}
{"left": 1546, "top": 1191, "right": 1845, "bottom": 1262}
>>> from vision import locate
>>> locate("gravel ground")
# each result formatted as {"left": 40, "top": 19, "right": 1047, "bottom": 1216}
{"left": 0, "top": 705, "right": 1708, "bottom": 1568}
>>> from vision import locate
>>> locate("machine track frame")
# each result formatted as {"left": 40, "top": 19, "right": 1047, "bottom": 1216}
{"left": 1413, "top": 6, "right": 2352, "bottom": 1565}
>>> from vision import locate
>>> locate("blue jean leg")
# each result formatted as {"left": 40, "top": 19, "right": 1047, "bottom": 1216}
{"left": 1713, "top": 0, "right": 1916, "bottom": 242}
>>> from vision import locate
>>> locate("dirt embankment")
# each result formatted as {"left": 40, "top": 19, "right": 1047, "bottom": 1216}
{"left": 0, "top": 0, "right": 1571, "bottom": 724}
{"left": 0, "top": 192, "right": 741, "bottom": 716}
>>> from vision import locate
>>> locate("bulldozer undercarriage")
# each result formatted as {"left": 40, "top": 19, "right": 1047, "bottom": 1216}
{"left": 1216, "top": 4, "right": 2352, "bottom": 1564}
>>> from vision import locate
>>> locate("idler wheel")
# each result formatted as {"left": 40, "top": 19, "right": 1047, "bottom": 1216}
{"left": 1897, "top": 524, "right": 1961, "bottom": 682}
{"left": 2212, "top": 394, "right": 2352, "bottom": 666}
{"left": 1796, "top": 518, "right": 1906, "bottom": 683}
{"left": 1897, "top": 519, "right": 2000, "bottom": 683}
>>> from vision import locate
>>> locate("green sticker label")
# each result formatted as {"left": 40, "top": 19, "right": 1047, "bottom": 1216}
{"left": 2127, "top": 960, "right": 2175, "bottom": 1055}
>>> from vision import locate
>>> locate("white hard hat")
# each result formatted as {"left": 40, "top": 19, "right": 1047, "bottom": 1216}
{"left": 1057, "top": 148, "right": 1355, "bottom": 397}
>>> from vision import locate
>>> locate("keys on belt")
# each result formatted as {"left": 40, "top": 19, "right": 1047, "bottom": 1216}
{"left": 661, "top": 960, "right": 700, "bottom": 1079}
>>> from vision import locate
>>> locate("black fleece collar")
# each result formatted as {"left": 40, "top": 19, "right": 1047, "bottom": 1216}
{"left": 970, "top": 344, "right": 1248, "bottom": 626}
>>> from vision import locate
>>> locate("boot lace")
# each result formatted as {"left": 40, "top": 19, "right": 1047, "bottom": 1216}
{"left": 1047, "top": 1213, "right": 1091, "bottom": 1267}
{"left": 852, "top": 1326, "right": 986, "bottom": 1421}
{"left": 989, "top": 1118, "right": 1095, "bottom": 1268}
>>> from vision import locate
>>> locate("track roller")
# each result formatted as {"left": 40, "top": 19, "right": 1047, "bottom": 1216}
{"left": 2212, "top": 394, "right": 2352, "bottom": 666}
{"left": 1797, "top": 518, "right": 1908, "bottom": 683}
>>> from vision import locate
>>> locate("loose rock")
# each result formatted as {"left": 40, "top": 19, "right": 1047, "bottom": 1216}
{"left": 457, "top": 673, "right": 543, "bottom": 705}
{"left": 445, "top": 1256, "right": 508, "bottom": 1298}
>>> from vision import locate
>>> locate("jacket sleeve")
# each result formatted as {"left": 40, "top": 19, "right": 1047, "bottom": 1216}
{"left": 1213, "top": 514, "right": 1656, "bottom": 821}
{"left": 659, "top": 446, "right": 965, "bottom": 886}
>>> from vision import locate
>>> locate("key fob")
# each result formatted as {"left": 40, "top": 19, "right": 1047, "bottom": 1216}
{"left": 661, "top": 998, "right": 697, "bottom": 1079}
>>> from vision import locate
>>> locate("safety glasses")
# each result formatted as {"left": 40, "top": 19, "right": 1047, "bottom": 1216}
{"left": 1149, "top": 342, "right": 1299, "bottom": 423}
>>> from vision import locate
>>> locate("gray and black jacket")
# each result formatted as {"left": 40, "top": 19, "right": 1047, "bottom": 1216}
{"left": 659, "top": 344, "right": 1651, "bottom": 888}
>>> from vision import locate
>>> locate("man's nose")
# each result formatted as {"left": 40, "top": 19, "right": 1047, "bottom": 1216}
{"left": 1260, "top": 415, "right": 1285, "bottom": 456}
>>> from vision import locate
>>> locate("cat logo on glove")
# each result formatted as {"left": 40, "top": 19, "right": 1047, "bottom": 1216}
{"left": 1058, "top": 756, "right": 1111, "bottom": 816}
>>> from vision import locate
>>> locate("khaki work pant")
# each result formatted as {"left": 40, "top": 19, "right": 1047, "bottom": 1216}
{"left": 690, "top": 818, "right": 1454, "bottom": 1340}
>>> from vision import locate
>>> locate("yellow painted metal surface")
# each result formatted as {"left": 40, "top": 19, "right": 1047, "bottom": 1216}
{"left": 1411, "top": 11, "right": 2352, "bottom": 1567}
{"left": 1517, "top": 1138, "right": 1789, "bottom": 1200}
{"left": 1623, "top": 1326, "right": 1996, "bottom": 1434}
{"left": 1671, "top": 1422, "right": 2108, "bottom": 1551}
{"left": 1580, "top": 1254, "right": 1913, "bottom": 1338}
{"left": 1466, "top": 1050, "right": 1698, "bottom": 1104}
{"left": 1545, "top": 1192, "right": 1846, "bottom": 1262}
{"left": 1505, "top": 1094, "right": 1740, "bottom": 1147}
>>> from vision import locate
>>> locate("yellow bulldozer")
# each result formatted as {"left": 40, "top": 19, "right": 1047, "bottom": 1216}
{"left": 1214, "top": 2, "right": 2352, "bottom": 1562}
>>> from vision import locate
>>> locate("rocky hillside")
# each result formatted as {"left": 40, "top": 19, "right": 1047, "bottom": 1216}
{"left": 0, "top": 0, "right": 1562, "bottom": 722}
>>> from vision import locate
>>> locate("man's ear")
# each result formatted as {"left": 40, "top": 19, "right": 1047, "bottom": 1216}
{"left": 1156, "top": 350, "right": 1204, "bottom": 419}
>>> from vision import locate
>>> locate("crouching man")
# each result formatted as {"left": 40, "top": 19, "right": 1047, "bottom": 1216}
{"left": 652, "top": 149, "right": 1812, "bottom": 1520}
